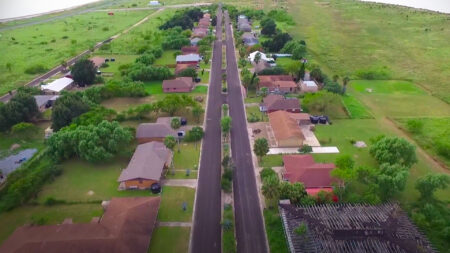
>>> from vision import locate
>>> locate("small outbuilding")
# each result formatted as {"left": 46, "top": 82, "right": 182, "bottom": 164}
{"left": 300, "top": 80, "right": 318, "bottom": 93}
{"left": 34, "top": 95, "right": 59, "bottom": 111}
{"left": 40, "top": 77, "right": 74, "bottom": 94}
{"left": 148, "top": 0, "right": 160, "bottom": 5}
{"left": 176, "top": 54, "right": 201, "bottom": 64}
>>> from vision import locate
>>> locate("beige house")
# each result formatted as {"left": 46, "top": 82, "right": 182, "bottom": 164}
{"left": 300, "top": 80, "right": 319, "bottom": 93}
{"left": 268, "top": 111, "right": 305, "bottom": 147}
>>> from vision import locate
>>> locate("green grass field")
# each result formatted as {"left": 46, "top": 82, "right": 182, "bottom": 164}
{"left": 286, "top": 0, "right": 450, "bottom": 103}
{"left": 95, "top": 54, "right": 138, "bottom": 79}
{"left": 173, "top": 142, "right": 200, "bottom": 170}
{"left": 148, "top": 227, "right": 191, "bottom": 253}
{"left": 246, "top": 106, "right": 267, "bottom": 122}
{"left": 349, "top": 80, "right": 450, "bottom": 117}
{"left": 341, "top": 93, "right": 373, "bottom": 119}
{"left": 154, "top": 49, "right": 177, "bottom": 66}
{"left": 165, "top": 170, "right": 198, "bottom": 179}
{"left": 158, "top": 186, "right": 195, "bottom": 222}
{"left": 0, "top": 10, "right": 152, "bottom": 95}
{"left": 395, "top": 117, "right": 450, "bottom": 168}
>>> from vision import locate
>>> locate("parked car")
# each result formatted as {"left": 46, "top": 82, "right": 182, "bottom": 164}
{"left": 194, "top": 77, "right": 201, "bottom": 83}
{"left": 177, "top": 131, "right": 185, "bottom": 137}
{"left": 180, "top": 118, "right": 187, "bottom": 126}
{"left": 150, "top": 183, "right": 161, "bottom": 194}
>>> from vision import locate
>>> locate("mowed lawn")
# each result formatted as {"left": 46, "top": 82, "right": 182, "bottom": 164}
{"left": 158, "top": 186, "right": 195, "bottom": 222}
{"left": 154, "top": 50, "right": 177, "bottom": 67}
{"left": 286, "top": 0, "right": 450, "bottom": 103}
{"left": 0, "top": 10, "right": 151, "bottom": 94}
{"left": 341, "top": 93, "right": 373, "bottom": 119}
{"left": 0, "top": 203, "right": 102, "bottom": 244}
{"left": 95, "top": 54, "right": 138, "bottom": 79}
{"left": 349, "top": 80, "right": 450, "bottom": 117}
{"left": 173, "top": 142, "right": 201, "bottom": 170}
{"left": 37, "top": 156, "right": 152, "bottom": 203}
{"left": 148, "top": 227, "right": 191, "bottom": 253}
{"left": 395, "top": 117, "right": 450, "bottom": 168}
{"left": 260, "top": 119, "right": 450, "bottom": 204}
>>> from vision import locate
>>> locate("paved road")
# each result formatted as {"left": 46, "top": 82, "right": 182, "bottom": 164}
{"left": 224, "top": 11, "right": 269, "bottom": 253}
{"left": 190, "top": 6, "right": 223, "bottom": 253}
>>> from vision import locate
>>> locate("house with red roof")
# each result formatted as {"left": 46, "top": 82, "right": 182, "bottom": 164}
{"left": 258, "top": 75, "right": 298, "bottom": 93}
{"left": 260, "top": 94, "right": 301, "bottom": 113}
{"left": 282, "top": 154, "right": 336, "bottom": 195}
{"left": 162, "top": 77, "right": 194, "bottom": 93}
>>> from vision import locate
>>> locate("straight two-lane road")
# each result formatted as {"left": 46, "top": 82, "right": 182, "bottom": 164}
{"left": 224, "top": 11, "right": 269, "bottom": 253}
{"left": 190, "top": 6, "right": 223, "bottom": 253}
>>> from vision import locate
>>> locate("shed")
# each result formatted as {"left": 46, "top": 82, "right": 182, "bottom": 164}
{"left": 300, "top": 80, "right": 318, "bottom": 93}
{"left": 40, "top": 77, "right": 74, "bottom": 94}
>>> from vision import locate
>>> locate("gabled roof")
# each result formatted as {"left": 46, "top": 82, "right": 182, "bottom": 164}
{"left": 34, "top": 95, "right": 59, "bottom": 107}
{"left": 0, "top": 197, "right": 161, "bottom": 253}
{"left": 181, "top": 46, "right": 199, "bottom": 55}
{"left": 40, "top": 77, "right": 73, "bottom": 92}
{"left": 136, "top": 123, "right": 173, "bottom": 139}
{"left": 262, "top": 94, "right": 300, "bottom": 111}
{"left": 176, "top": 54, "right": 201, "bottom": 62}
{"left": 302, "top": 80, "right": 318, "bottom": 87}
{"left": 118, "top": 142, "right": 170, "bottom": 182}
{"left": 90, "top": 56, "right": 105, "bottom": 68}
{"left": 282, "top": 154, "right": 335, "bottom": 187}
{"left": 259, "top": 75, "right": 297, "bottom": 89}
{"left": 162, "top": 77, "right": 194, "bottom": 89}
{"left": 279, "top": 202, "right": 436, "bottom": 253}
{"left": 268, "top": 110, "right": 304, "bottom": 144}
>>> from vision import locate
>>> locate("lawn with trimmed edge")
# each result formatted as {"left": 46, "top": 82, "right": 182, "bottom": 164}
{"left": 165, "top": 170, "right": 198, "bottom": 179}
{"left": 173, "top": 142, "right": 200, "bottom": 170}
{"left": 223, "top": 204, "right": 237, "bottom": 253}
{"left": 341, "top": 93, "right": 373, "bottom": 119}
{"left": 246, "top": 105, "right": 267, "bottom": 122}
{"left": 148, "top": 226, "right": 191, "bottom": 253}
{"left": 158, "top": 186, "right": 195, "bottom": 222}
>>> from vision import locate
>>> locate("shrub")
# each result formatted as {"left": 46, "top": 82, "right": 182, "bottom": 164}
{"left": 406, "top": 119, "right": 424, "bottom": 134}
{"left": 260, "top": 167, "right": 277, "bottom": 181}
{"left": 11, "top": 122, "right": 38, "bottom": 139}
{"left": 99, "top": 43, "right": 111, "bottom": 51}
{"left": 44, "top": 197, "right": 66, "bottom": 206}
{"left": 355, "top": 66, "right": 391, "bottom": 80}
{"left": 24, "top": 64, "right": 47, "bottom": 74}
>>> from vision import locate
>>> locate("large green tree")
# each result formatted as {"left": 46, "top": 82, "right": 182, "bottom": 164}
{"left": 253, "top": 138, "right": 269, "bottom": 161}
{"left": 164, "top": 135, "right": 177, "bottom": 151}
{"left": 415, "top": 173, "right": 450, "bottom": 200}
{"left": 47, "top": 120, "right": 132, "bottom": 162}
{"left": 221, "top": 116, "right": 232, "bottom": 136}
{"left": 370, "top": 136, "right": 417, "bottom": 168}
{"left": 72, "top": 58, "right": 96, "bottom": 86}
{"left": 51, "top": 93, "right": 90, "bottom": 131}
{"left": 0, "top": 91, "right": 39, "bottom": 131}
{"left": 262, "top": 175, "right": 280, "bottom": 207}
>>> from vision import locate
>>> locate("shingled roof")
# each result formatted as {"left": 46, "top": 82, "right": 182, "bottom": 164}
{"left": 162, "top": 77, "right": 194, "bottom": 90}
{"left": 262, "top": 94, "right": 300, "bottom": 112}
{"left": 136, "top": 123, "right": 173, "bottom": 139}
{"left": 268, "top": 111, "right": 304, "bottom": 145}
{"left": 0, "top": 197, "right": 161, "bottom": 253}
{"left": 279, "top": 202, "right": 436, "bottom": 253}
{"left": 259, "top": 75, "right": 297, "bottom": 90}
{"left": 282, "top": 154, "right": 335, "bottom": 188}
{"left": 118, "top": 142, "right": 171, "bottom": 182}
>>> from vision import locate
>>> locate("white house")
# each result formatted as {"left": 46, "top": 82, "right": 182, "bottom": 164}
{"left": 41, "top": 77, "right": 74, "bottom": 94}
{"left": 300, "top": 80, "right": 319, "bottom": 93}
{"left": 248, "top": 51, "right": 276, "bottom": 67}
{"left": 148, "top": 1, "right": 160, "bottom": 5}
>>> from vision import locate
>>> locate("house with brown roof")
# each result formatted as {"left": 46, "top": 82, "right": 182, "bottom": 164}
{"left": 118, "top": 142, "right": 171, "bottom": 190}
{"left": 282, "top": 154, "right": 336, "bottom": 195}
{"left": 162, "top": 77, "right": 194, "bottom": 93}
{"left": 260, "top": 94, "right": 301, "bottom": 113}
{"left": 136, "top": 123, "right": 173, "bottom": 143}
{"left": 300, "top": 80, "right": 319, "bottom": 93}
{"left": 90, "top": 56, "right": 105, "bottom": 69}
{"left": 181, "top": 46, "right": 199, "bottom": 55}
{"left": 259, "top": 75, "right": 298, "bottom": 93}
{"left": 175, "top": 63, "right": 197, "bottom": 75}
{"left": 0, "top": 197, "right": 160, "bottom": 253}
{"left": 192, "top": 27, "right": 208, "bottom": 38}
{"left": 268, "top": 110, "right": 305, "bottom": 147}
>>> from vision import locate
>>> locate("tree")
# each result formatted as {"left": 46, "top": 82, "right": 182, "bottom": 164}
{"left": 370, "top": 137, "right": 417, "bottom": 168}
{"left": 294, "top": 223, "right": 307, "bottom": 236}
{"left": 285, "top": 61, "right": 301, "bottom": 78}
{"left": 253, "top": 138, "right": 269, "bottom": 161}
{"left": 0, "top": 91, "right": 39, "bottom": 131}
{"left": 292, "top": 45, "right": 306, "bottom": 60}
{"left": 177, "top": 68, "right": 197, "bottom": 78}
{"left": 192, "top": 105, "right": 204, "bottom": 123}
{"left": 254, "top": 52, "right": 262, "bottom": 65}
{"left": 279, "top": 182, "right": 306, "bottom": 204}
{"left": 157, "top": 94, "right": 196, "bottom": 116}
{"left": 298, "top": 62, "right": 306, "bottom": 81}
{"left": 47, "top": 121, "right": 132, "bottom": 162}
{"left": 171, "top": 117, "right": 181, "bottom": 130}
{"left": 342, "top": 76, "right": 350, "bottom": 94}
{"left": 51, "top": 93, "right": 90, "bottom": 131}
{"left": 324, "top": 80, "right": 343, "bottom": 94}
{"left": 332, "top": 74, "right": 339, "bottom": 82}
{"left": 72, "top": 59, "right": 96, "bottom": 86}
{"left": 261, "top": 18, "right": 276, "bottom": 36}
{"left": 221, "top": 116, "right": 232, "bottom": 137}
{"left": 164, "top": 135, "right": 177, "bottom": 151}
{"left": 376, "top": 163, "right": 409, "bottom": 201}
{"left": 298, "top": 144, "right": 312, "bottom": 153}
{"left": 238, "top": 58, "right": 247, "bottom": 68}
{"left": 415, "top": 173, "right": 450, "bottom": 200}
{"left": 6, "top": 62, "right": 12, "bottom": 72}
{"left": 262, "top": 175, "right": 280, "bottom": 207}
{"left": 336, "top": 154, "right": 355, "bottom": 171}
{"left": 262, "top": 32, "right": 292, "bottom": 52}
{"left": 260, "top": 87, "right": 268, "bottom": 97}
{"left": 239, "top": 46, "right": 247, "bottom": 58}
{"left": 198, "top": 45, "right": 209, "bottom": 56}
{"left": 203, "top": 54, "right": 210, "bottom": 65}
{"left": 186, "top": 126, "right": 204, "bottom": 148}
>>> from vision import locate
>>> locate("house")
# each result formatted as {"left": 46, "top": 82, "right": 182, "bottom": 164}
{"left": 282, "top": 154, "right": 336, "bottom": 194}
{"left": 148, "top": 0, "right": 160, "bottom": 5}
{"left": 248, "top": 51, "right": 276, "bottom": 67}
{"left": 136, "top": 123, "right": 173, "bottom": 143}
{"left": 279, "top": 202, "right": 435, "bottom": 253}
{"left": 162, "top": 77, "right": 194, "bottom": 93}
{"left": 242, "top": 32, "right": 258, "bottom": 46}
{"left": 190, "top": 37, "right": 201, "bottom": 46}
{"left": 175, "top": 63, "right": 197, "bottom": 75}
{"left": 118, "top": 142, "right": 171, "bottom": 190}
{"left": 34, "top": 95, "right": 59, "bottom": 111}
{"left": 192, "top": 27, "right": 208, "bottom": 38}
{"left": 268, "top": 110, "right": 305, "bottom": 147}
{"left": 0, "top": 197, "right": 161, "bottom": 253}
{"left": 181, "top": 46, "right": 199, "bottom": 55}
{"left": 90, "top": 56, "right": 105, "bottom": 69}
{"left": 237, "top": 15, "right": 252, "bottom": 32}
{"left": 258, "top": 75, "right": 298, "bottom": 93}
{"left": 260, "top": 94, "right": 301, "bottom": 113}
{"left": 40, "top": 77, "right": 74, "bottom": 94}
{"left": 300, "top": 80, "right": 318, "bottom": 93}
{"left": 176, "top": 53, "right": 201, "bottom": 64}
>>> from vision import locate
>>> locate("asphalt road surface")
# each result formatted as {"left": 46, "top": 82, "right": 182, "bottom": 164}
{"left": 224, "top": 11, "right": 269, "bottom": 253}
{"left": 190, "top": 7, "right": 223, "bottom": 253}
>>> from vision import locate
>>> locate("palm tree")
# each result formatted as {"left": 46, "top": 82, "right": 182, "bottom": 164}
{"left": 342, "top": 76, "right": 350, "bottom": 94}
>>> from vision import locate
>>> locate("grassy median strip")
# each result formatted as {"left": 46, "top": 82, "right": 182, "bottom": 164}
{"left": 222, "top": 204, "right": 237, "bottom": 253}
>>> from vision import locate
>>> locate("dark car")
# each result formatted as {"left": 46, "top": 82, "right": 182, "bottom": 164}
{"left": 180, "top": 118, "right": 187, "bottom": 126}
{"left": 194, "top": 77, "right": 201, "bottom": 83}
{"left": 151, "top": 183, "right": 161, "bottom": 194}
